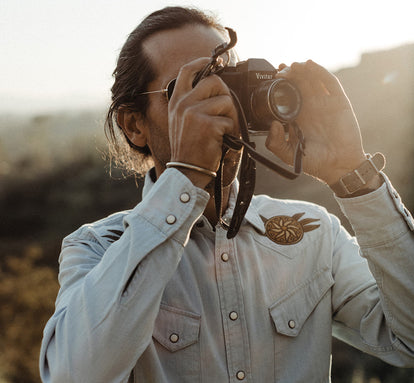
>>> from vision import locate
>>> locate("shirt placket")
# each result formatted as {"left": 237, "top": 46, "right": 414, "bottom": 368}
{"left": 215, "top": 226, "right": 252, "bottom": 382}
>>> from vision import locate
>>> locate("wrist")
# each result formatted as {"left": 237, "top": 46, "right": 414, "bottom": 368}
{"left": 329, "top": 152, "right": 386, "bottom": 198}
{"left": 166, "top": 161, "right": 216, "bottom": 190}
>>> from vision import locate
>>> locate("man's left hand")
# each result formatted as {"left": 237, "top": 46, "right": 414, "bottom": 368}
{"left": 265, "top": 60, "right": 367, "bottom": 185}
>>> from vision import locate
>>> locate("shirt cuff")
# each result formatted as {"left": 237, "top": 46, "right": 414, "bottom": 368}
{"left": 335, "top": 172, "right": 414, "bottom": 247}
{"left": 127, "top": 168, "right": 210, "bottom": 245}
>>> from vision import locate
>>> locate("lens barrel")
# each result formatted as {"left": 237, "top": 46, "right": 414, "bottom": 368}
{"left": 251, "top": 78, "right": 301, "bottom": 124}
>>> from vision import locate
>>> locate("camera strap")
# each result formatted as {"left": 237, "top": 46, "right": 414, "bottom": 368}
{"left": 215, "top": 90, "right": 305, "bottom": 238}
{"left": 192, "top": 27, "right": 306, "bottom": 238}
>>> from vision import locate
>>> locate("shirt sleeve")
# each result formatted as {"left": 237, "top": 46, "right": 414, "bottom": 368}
{"left": 39, "top": 168, "right": 210, "bottom": 383}
{"left": 332, "top": 173, "right": 414, "bottom": 366}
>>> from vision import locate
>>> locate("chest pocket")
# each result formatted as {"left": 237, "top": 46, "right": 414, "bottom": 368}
{"left": 269, "top": 266, "right": 334, "bottom": 336}
{"left": 268, "top": 267, "right": 334, "bottom": 382}
{"left": 153, "top": 304, "right": 201, "bottom": 352}
{"left": 134, "top": 304, "right": 202, "bottom": 382}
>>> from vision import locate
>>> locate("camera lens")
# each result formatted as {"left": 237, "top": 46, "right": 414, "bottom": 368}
{"left": 251, "top": 78, "right": 301, "bottom": 124}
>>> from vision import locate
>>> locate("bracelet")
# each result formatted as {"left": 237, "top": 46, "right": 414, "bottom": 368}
{"left": 166, "top": 162, "right": 217, "bottom": 178}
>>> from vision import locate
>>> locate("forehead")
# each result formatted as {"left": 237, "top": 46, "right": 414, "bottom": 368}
{"left": 143, "top": 24, "right": 227, "bottom": 82}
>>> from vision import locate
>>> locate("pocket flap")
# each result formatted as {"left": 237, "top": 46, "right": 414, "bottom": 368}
{"left": 269, "top": 267, "right": 334, "bottom": 337}
{"left": 153, "top": 304, "right": 201, "bottom": 352}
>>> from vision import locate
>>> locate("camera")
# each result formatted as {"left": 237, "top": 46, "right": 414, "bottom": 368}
{"left": 219, "top": 58, "right": 302, "bottom": 131}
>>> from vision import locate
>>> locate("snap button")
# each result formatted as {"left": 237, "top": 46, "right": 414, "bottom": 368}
{"left": 288, "top": 320, "right": 296, "bottom": 329}
{"left": 236, "top": 371, "right": 245, "bottom": 380}
{"left": 180, "top": 192, "right": 190, "bottom": 203}
{"left": 222, "top": 216, "right": 231, "bottom": 225}
{"left": 169, "top": 333, "right": 179, "bottom": 343}
{"left": 166, "top": 215, "right": 177, "bottom": 224}
{"left": 229, "top": 311, "right": 238, "bottom": 321}
{"left": 221, "top": 252, "right": 229, "bottom": 262}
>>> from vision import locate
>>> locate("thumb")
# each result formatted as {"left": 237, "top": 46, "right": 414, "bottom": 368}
{"left": 265, "top": 121, "right": 295, "bottom": 166}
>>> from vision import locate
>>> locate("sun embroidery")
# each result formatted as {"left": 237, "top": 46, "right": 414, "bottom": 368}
{"left": 260, "top": 212, "right": 320, "bottom": 245}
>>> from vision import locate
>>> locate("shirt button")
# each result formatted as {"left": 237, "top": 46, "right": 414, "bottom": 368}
{"left": 288, "top": 320, "right": 296, "bottom": 329}
{"left": 169, "top": 333, "right": 179, "bottom": 343}
{"left": 229, "top": 311, "right": 238, "bottom": 321}
{"left": 180, "top": 192, "right": 190, "bottom": 203}
{"left": 221, "top": 252, "right": 229, "bottom": 262}
{"left": 236, "top": 371, "right": 245, "bottom": 380}
{"left": 166, "top": 214, "right": 177, "bottom": 224}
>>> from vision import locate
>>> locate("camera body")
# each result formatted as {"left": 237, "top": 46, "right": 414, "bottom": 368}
{"left": 219, "top": 58, "right": 301, "bottom": 131}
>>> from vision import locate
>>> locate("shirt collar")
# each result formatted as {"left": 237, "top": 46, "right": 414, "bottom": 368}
{"left": 142, "top": 167, "right": 157, "bottom": 198}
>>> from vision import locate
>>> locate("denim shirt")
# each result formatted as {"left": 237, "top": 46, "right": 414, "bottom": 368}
{"left": 40, "top": 168, "right": 414, "bottom": 383}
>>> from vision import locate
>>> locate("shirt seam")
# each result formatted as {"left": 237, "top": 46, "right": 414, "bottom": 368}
{"left": 359, "top": 228, "right": 411, "bottom": 249}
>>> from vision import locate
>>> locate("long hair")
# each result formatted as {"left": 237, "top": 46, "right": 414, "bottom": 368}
{"left": 105, "top": 6, "right": 226, "bottom": 175}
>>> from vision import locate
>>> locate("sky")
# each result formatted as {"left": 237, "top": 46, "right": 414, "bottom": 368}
{"left": 1, "top": 0, "right": 413, "bottom": 114}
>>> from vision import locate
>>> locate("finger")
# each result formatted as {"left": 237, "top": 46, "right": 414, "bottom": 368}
{"left": 191, "top": 74, "right": 232, "bottom": 101}
{"left": 288, "top": 61, "right": 329, "bottom": 97}
{"left": 307, "top": 60, "right": 345, "bottom": 95}
{"left": 277, "top": 61, "right": 331, "bottom": 103}
{"left": 186, "top": 94, "right": 238, "bottom": 135}
{"left": 299, "top": 60, "right": 345, "bottom": 97}
{"left": 265, "top": 121, "right": 295, "bottom": 165}
{"left": 278, "top": 63, "right": 288, "bottom": 71}
{"left": 172, "top": 57, "right": 211, "bottom": 100}
{"left": 276, "top": 61, "right": 314, "bottom": 96}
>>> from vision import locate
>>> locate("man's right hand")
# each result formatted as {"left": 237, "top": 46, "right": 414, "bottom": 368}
{"left": 167, "top": 58, "right": 239, "bottom": 189}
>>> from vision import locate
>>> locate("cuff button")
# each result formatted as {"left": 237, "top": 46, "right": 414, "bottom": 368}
{"left": 180, "top": 192, "right": 191, "bottom": 203}
{"left": 166, "top": 215, "right": 177, "bottom": 224}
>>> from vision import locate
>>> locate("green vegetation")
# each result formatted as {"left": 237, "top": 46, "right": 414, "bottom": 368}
{"left": 0, "top": 246, "right": 58, "bottom": 383}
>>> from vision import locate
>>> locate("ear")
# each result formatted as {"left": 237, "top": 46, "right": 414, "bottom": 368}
{"left": 117, "top": 108, "right": 148, "bottom": 148}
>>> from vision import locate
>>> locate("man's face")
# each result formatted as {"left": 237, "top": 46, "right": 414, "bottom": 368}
{"left": 141, "top": 24, "right": 241, "bottom": 185}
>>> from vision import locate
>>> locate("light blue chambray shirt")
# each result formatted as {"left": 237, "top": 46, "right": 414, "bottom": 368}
{"left": 40, "top": 168, "right": 414, "bottom": 383}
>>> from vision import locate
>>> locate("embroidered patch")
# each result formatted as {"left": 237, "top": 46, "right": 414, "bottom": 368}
{"left": 260, "top": 212, "right": 320, "bottom": 245}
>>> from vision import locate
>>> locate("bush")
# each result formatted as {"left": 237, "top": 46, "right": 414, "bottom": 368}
{"left": 0, "top": 246, "right": 59, "bottom": 383}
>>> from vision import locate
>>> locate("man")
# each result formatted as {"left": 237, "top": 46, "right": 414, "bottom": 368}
{"left": 40, "top": 6, "right": 414, "bottom": 383}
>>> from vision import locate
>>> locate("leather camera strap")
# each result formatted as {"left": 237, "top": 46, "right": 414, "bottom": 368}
{"left": 215, "top": 91, "right": 305, "bottom": 238}
{"left": 191, "top": 28, "right": 305, "bottom": 238}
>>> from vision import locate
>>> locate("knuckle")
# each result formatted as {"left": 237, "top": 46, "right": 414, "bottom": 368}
{"left": 180, "top": 58, "right": 210, "bottom": 75}
{"left": 291, "top": 62, "right": 301, "bottom": 70}
{"left": 206, "top": 74, "right": 230, "bottom": 94}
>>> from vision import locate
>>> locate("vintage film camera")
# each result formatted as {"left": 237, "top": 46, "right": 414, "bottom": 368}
{"left": 219, "top": 58, "right": 302, "bottom": 132}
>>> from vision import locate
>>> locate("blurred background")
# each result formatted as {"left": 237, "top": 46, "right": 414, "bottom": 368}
{"left": 0, "top": 0, "right": 413, "bottom": 382}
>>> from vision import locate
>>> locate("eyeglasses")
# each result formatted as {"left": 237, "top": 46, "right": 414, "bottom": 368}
{"left": 137, "top": 78, "right": 177, "bottom": 102}
{"left": 136, "top": 51, "right": 233, "bottom": 102}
